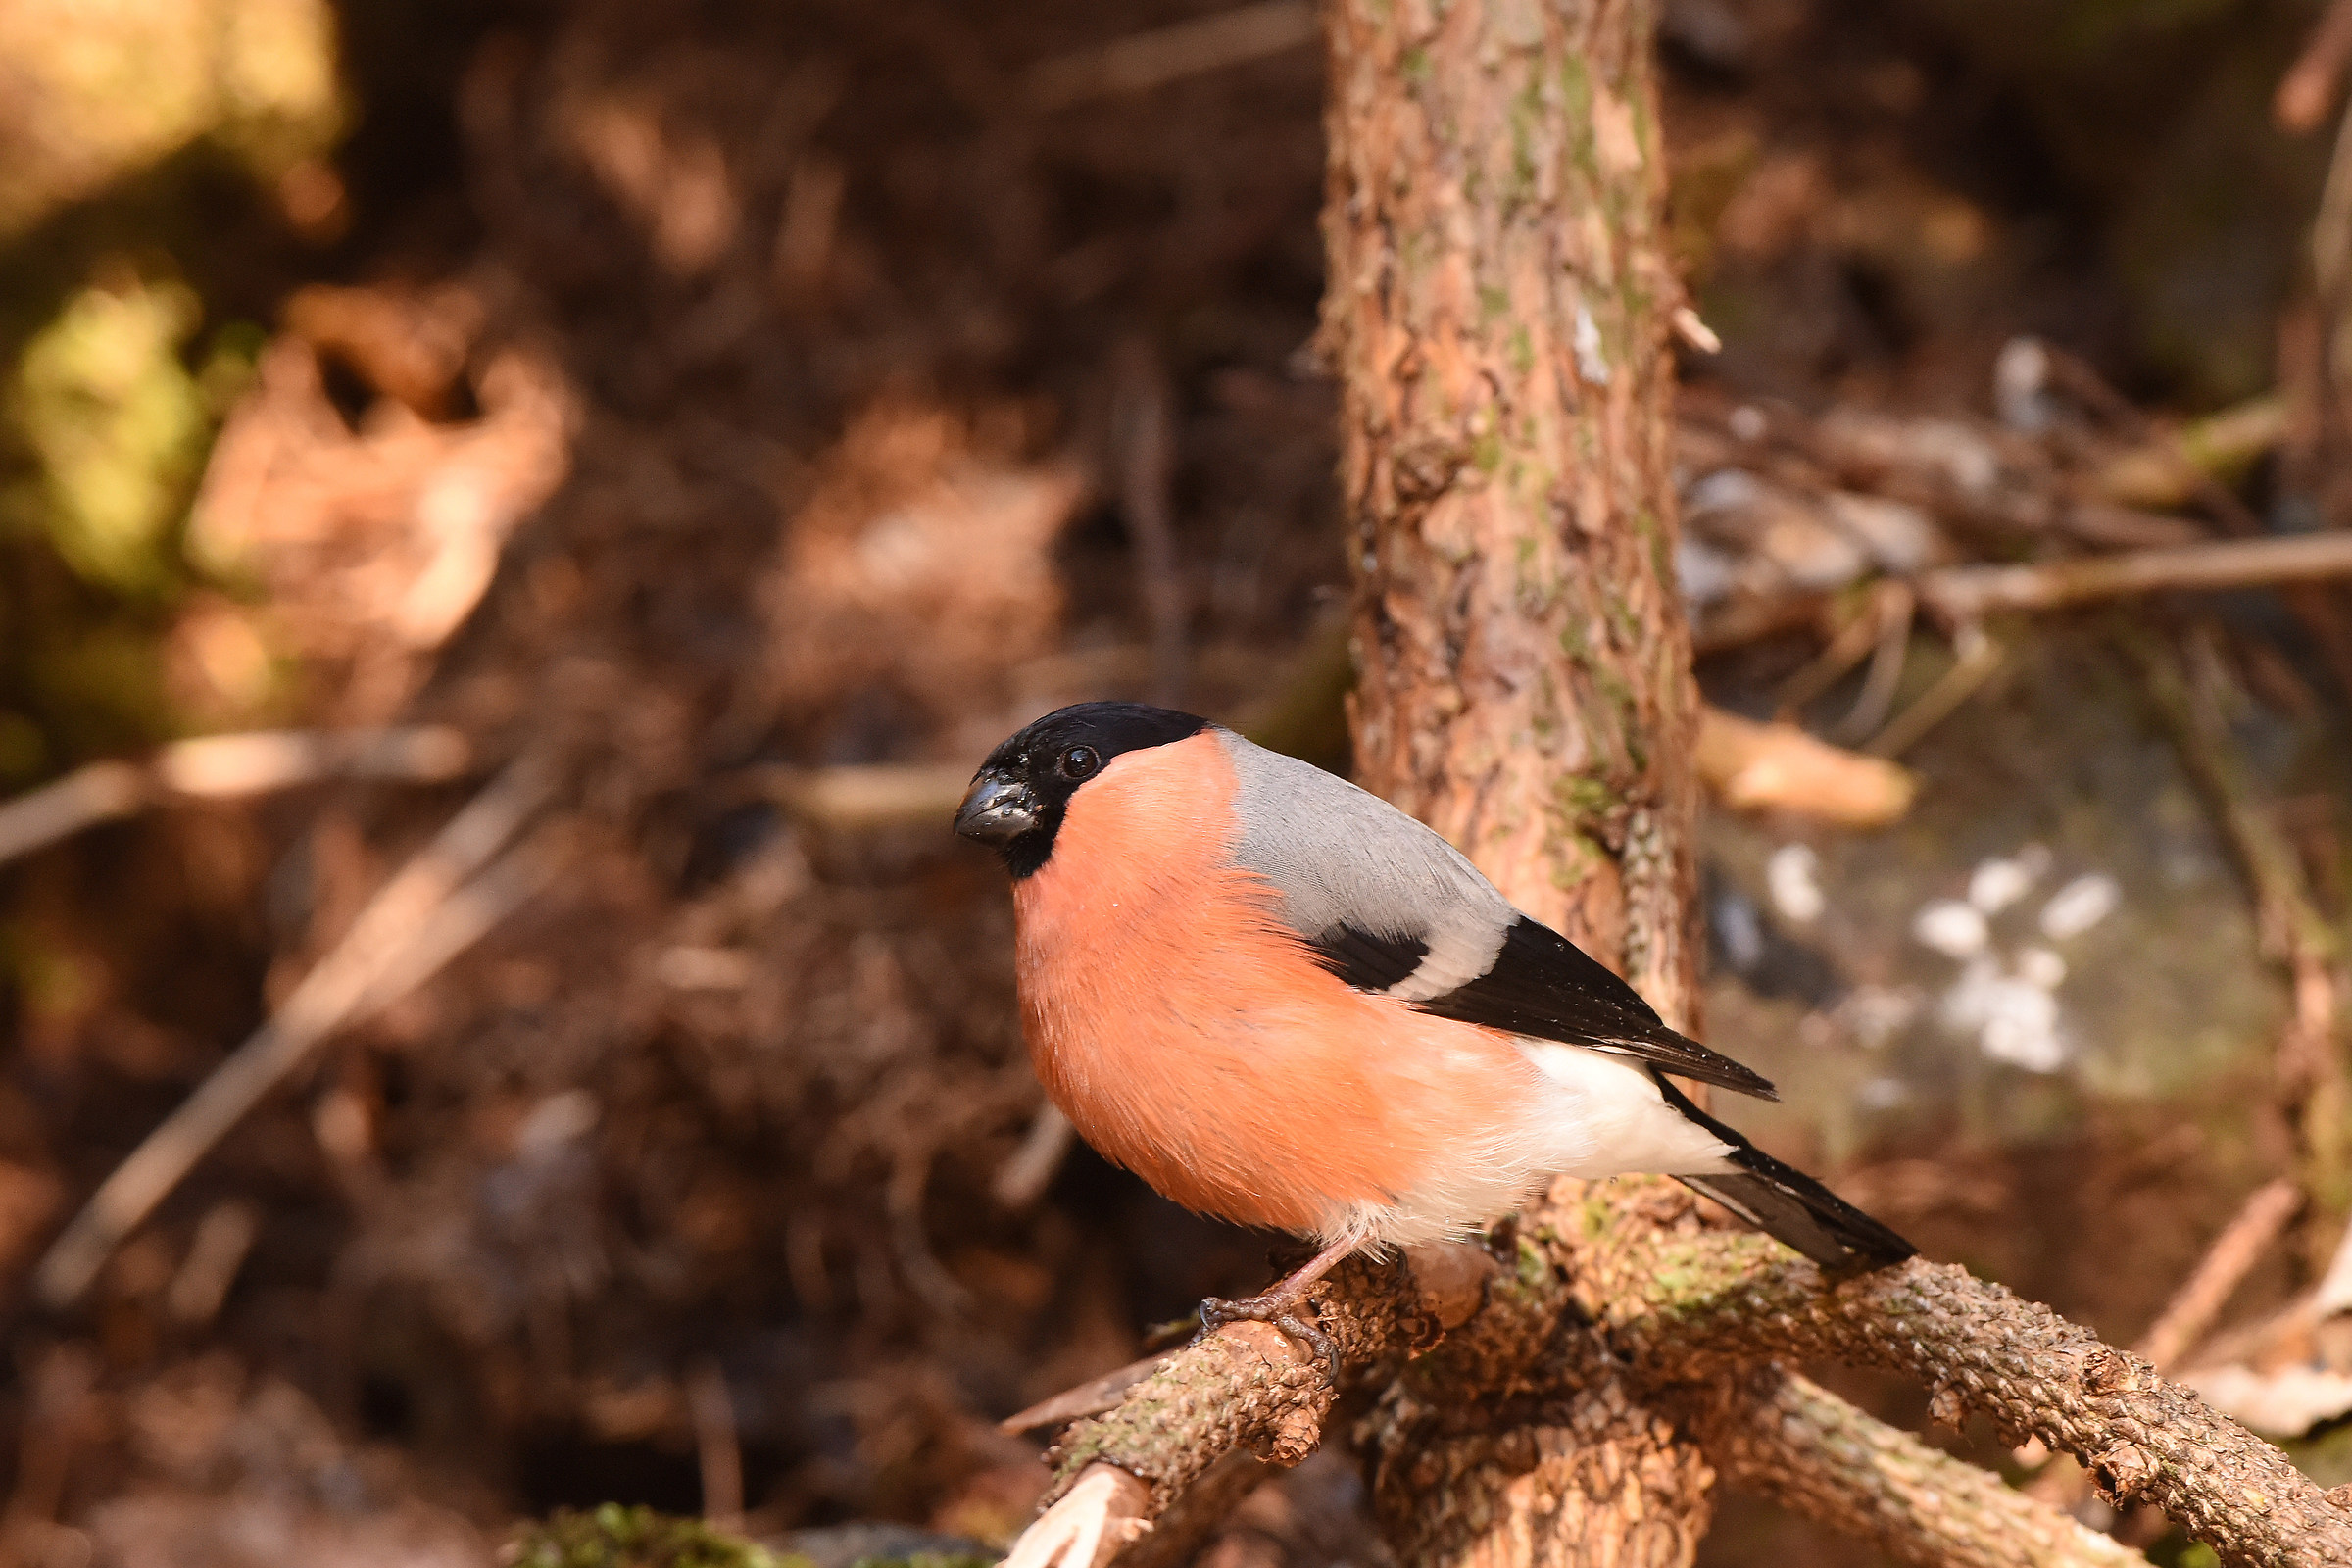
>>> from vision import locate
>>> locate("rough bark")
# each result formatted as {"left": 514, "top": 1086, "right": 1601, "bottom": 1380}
{"left": 1044, "top": 1252, "right": 1448, "bottom": 1513}
{"left": 1674, "top": 1370, "right": 2145, "bottom": 1568}
{"left": 1031, "top": 1186, "right": 2352, "bottom": 1567}
{"left": 1320, "top": 0, "right": 1705, "bottom": 1562}
{"left": 1541, "top": 1179, "right": 2352, "bottom": 1565}
{"left": 1324, "top": 0, "right": 1698, "bottom": 1015}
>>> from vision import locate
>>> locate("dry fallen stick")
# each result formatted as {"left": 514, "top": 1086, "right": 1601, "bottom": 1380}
{"left": 32, "top": 755, "right": 557, "bottom": 1308}
{"left": 2091, "top": 394, "right": 2287, "bottom": 516}
{"left": 1695, "top": 707, "right": 1918, "bottom": 827}
{"left": 2044, "top": 346, "right": 2265, "bottom": 539}
{"left": 1918, "top": 529, "right": 2352, "bottom": 620}
{"left": 0, "top": 726, "right": 474, "bottom": 869}
{"left": 759, "top": 762, "right": 974, "bottom": 832}
{"left": 2140, "top": 1178, "right": 2303, "bottom": 1372}
{"left": 1028, "top": 0, "right": 1315, "bottom": 108}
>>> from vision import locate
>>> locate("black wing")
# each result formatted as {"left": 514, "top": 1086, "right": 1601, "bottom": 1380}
{"left": 1412, "top": 916, "right": 1778, "bottom": 1100}
{"left": 1307, "top": 924, "right": 1429, "bottom": 992}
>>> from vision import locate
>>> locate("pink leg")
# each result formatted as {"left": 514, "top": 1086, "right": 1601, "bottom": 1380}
{"left": 1197, "top": 1234, "right": 1359, "bottom": 1380}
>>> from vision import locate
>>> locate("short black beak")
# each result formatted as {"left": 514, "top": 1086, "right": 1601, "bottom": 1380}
{"left": 955, "top": 772, "right": 1038, "bottom": 845}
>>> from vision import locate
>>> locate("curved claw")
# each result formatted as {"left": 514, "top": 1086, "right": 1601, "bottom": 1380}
{"left": 1198, "top": 1292, "right": 1342, "bottom": 1384}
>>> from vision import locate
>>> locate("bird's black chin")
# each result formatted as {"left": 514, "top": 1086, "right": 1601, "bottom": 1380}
{"left": 955, "top": 773, "right": 1040, "bottom": 846}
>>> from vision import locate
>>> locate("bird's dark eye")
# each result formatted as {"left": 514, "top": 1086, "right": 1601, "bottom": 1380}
{"left": 1058, "top": 746, "right": 1102, "bottom": 781}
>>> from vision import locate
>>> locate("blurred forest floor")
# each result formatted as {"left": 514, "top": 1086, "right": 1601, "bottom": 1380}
{"left": 5, "top": 1, "right": 2352, "bottom": 1565}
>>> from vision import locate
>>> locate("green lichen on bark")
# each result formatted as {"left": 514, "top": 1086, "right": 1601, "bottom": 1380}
{"left": 512, "top": 1506, "right": 803, "bottom": 1568}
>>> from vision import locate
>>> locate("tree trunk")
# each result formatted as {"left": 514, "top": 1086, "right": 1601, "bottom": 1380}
{"left": 1318, "top": 0, "right": 1712, "bottom": 1564}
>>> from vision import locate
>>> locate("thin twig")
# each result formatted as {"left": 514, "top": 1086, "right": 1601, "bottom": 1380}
{"left": 0, "top": 763, "right": 144, "bottom": 869}
{"left": 2139, "top": 1178, "right": 2304, "bottom": 1372}
{"left": 688, "top": 1359, "right": 745, "bottom": 1532}
{"left": 2043, "top": 347, "right": 2263, "bottom": 538}
{"left": 1113, "top": 337, "right": 1189, "bottom": 708}
{"left": 163, "top": 1199, "right": 263, "bottom": 1327}
{"left": 1863, "top": 626, "right": 2003, "bottom": 760}
{"left": 2093, "top": 396, "right": 2287, "bottom": 513}
{"left": 1004, "top": 1351, "right": 1168, "bottom": 1436}
{"left": 2133, "top": 629, "right": 2351, "bottom": 1238}
{"left": 1773, "top": 591, "right": 1888, "bottom": 719}
{"left": 2045, "top": 348, "right": 2352, "bottom": 701}
{"left": 994, "top": 1102, "right": 1079, "bottom": 1211}
{"left": 1917, "top": 530, "right": 2352, "bottom": 620}
{"left": 888, "top": 1146, "right": 971, "bottom": 1316}
{"left": 0, "top": 726, "right": 474, "bottom": 869}
{"left": 1029, "top": 1, "right": 1315, "bottom": 109}
{"left": 1833, "top": 582, "right": 1915, "bottom": 743}
{"left": 32, "top": 756, "right": 556, "bottom": 1308}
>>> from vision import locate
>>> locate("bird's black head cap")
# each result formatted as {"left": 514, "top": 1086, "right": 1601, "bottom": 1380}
{"left": 954, "top": 702, "right": 1209, "bottom": 877}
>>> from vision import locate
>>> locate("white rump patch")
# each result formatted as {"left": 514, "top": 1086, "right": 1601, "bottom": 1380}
{"left": 1516, "top": 1042, "right": 1737, "bottom": 1177}
{"left": 1310, "top": 1038, "right": 1737, "bottom": 1253}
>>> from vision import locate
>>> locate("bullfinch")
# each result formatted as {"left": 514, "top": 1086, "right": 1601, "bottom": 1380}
{"left": 955, "top": 701, "right": 1912, "bottom": 1367}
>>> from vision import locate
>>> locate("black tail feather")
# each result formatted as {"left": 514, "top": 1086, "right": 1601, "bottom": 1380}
{"left": 1653, "top": 1074, "right": 1915, "bottom": 1270}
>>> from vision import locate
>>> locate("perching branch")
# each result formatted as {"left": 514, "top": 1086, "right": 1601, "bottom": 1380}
{"left": 1011, "top": 1178, "right": 2352, "bottom": 1568}
{"left": 1041, "top": 1250, "right": 1462, "bottom": 1512}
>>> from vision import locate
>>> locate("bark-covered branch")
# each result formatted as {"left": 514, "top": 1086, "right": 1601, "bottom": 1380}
{"left": 1039, "top": 1250, "right": 1462, "bottom": 1511}
{"left": 1675, "top": 1370, "right": 2144, "bottom": 1568}
{"left": 1024, "top": 1179, "right": 2352, "bottom": 1568}
{"left": 1549, "top": 1179, "right": 2352, "bottom": 1565}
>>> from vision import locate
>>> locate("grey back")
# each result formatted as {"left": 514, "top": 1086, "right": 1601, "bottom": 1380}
{"left": 1216, "top": 729, "right": 1514, "bottom": 1000}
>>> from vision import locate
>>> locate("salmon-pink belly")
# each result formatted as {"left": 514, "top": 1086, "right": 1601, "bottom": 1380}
{"left": 1018, "top": 917, "right": 1543, "bottom": 1237}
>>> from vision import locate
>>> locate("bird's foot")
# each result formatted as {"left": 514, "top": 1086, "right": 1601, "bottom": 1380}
{"left": 1197, "top": 1289, "right": 1341, "bottom": 1383}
